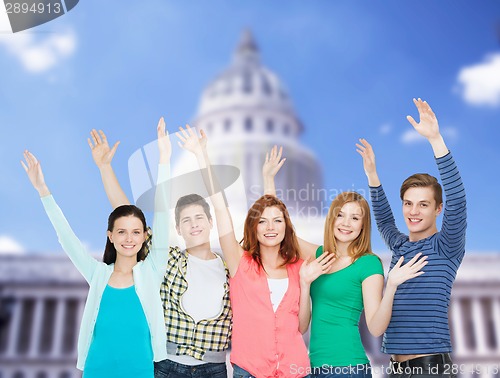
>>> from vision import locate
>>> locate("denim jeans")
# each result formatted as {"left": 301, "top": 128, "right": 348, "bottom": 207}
{"left": 154, "top": 359, "right": 227, "bottom": 378}
{"left": 313, "top": 364, "right": 372, "bottom": 378}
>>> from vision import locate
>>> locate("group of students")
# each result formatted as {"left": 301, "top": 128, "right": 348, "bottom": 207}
{"left": 22, "top": 98, "right": 467, "bottom": 378}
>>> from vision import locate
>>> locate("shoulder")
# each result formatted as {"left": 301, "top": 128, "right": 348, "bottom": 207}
{"left": 354, "top": 254, "right": 384, "bottom": 275}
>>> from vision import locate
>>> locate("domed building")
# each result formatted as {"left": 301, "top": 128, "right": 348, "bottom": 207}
{"left": 172, "top": 30, "right": 325, "bottom": 218}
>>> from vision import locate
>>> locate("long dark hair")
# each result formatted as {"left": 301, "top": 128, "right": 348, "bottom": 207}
{"left": 103, "top": 205, "right": 148, "bottom": 265}
{"left": 241, "top": 195, "right": 300, "bottom": 269}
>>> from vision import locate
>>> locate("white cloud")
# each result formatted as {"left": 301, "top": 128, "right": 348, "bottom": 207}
{"left": 0, "top": 29, "right": 76, "bottom": 73}
{"left": 0, "top": 235, "right": 25, "bottom": 255}
{"left": 401, "top": 129, "right": 423, "bottom": 144}
{"left": 456, "top": 53, "right": 500, "bottom": 107}
{"left": 401, "top": 127, "right": 458, "bottom": 145}
{"left": 379, "top": 123, "right": 392, "bottom": 135}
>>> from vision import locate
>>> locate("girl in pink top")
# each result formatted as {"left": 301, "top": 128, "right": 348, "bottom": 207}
{"left": 176, "top": 127, "right": 334, "bottom": 378}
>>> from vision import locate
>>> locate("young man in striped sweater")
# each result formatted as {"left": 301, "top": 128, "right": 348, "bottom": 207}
{"left": 357, "top": 98, "right": 467, "bottom": 377}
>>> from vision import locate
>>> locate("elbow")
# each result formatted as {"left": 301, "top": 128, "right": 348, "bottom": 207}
{"left": 299, "top": 324, "right": 309, "bottom": 335}
{"left": 367, "top": 324, "right": 385, "bottom": 338}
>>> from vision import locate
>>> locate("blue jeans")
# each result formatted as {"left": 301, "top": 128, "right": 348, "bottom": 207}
{"left": 232, "top": 364, "right": 311, "bottom": 378}
{"left": 154, "top": 359, "right": 227, "bottom": 378}
{"left": 313, "top": 364, "right": 372, "bottom": 378}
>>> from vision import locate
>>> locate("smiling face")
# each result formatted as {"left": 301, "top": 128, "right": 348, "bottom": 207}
{"left": 256, "top": 206, "right": 286, "bottom": 248}
{"left": 402, "top": 186, "right": 443, "bottom": 241}
{"left": 107, "top": 215, "right": 146, "bottom": 260}
{"left": 176, "top": 204, "right": 213, "bottom": 248}
{"left": 333, "top": 201, "right": 364, "bottom": 247}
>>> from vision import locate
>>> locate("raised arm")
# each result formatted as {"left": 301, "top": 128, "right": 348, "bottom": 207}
{"left": 362, "top": 253, "right": 428, "bottom": 337}
{"left": 148, "top": 117, "right": 172, "bottom": 276}
{"left": 262, "top": 145, "right": 319, "bottom": 260}
{"left": 357, "top": 139, "right": 406, "bottom": 250}
{"left": 21, "top": 150, "right": 98, "bottom": 282}
{"left": 407, "top": 99, "right": 467, "bottom": 259}
{"left": 175, "top": 126, "right": 243, "bottom": 276}
{"left": 88, "top": 129, "right": 130, "bottom": 208}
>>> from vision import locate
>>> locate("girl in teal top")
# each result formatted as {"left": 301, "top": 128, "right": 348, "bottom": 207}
{"left": 263, "top": 150, "right": 429, "bottom": 378}
{"left": 21, "top": 118, "right": 172, "bottom": 378}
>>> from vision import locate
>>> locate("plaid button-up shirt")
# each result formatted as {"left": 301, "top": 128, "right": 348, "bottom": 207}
{"left": 160, "top": 246, "right": 232, "bottom": 360}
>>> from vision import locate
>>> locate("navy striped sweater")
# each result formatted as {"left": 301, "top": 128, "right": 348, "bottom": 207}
{"left": 370, "top": 152, "right": 467, "bottom": 354}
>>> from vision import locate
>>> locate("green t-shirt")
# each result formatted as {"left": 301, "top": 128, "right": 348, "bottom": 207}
{"left": 309, "top": 246, "right": 384, "bottom": 367}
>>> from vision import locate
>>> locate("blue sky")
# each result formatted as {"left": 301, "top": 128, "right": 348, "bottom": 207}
{"left": 0, "top": 1, "right": 499, "bottom": 255}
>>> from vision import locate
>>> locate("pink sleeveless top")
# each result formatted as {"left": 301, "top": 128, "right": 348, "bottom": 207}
{"left": 229, "top": 253, "right": 310, "bottom": 378}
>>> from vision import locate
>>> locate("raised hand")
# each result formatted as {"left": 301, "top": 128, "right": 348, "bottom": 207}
{"left": 175, "top": 125, "right": 207, "bottom": 156}
{"left": 406, "top": 98, "right": 440, "bottom": 140}
{"left": 387, "top": 253, "right": 428, "bottom": 288}
{"left": 87, "top": 129, "right": 120, "bottom": 168}
{"left": 262, "top": 145, "right": 286, "bottom": 180}
{"left": 157, "top": 117, "right": 171, "bottom": 163}
{"left": 299, "top": 251, "right": 336, "bottom": 285}
{"left": 21, "top": 150, "right": 50, "bottom": 197}
{"left": 356, "top": 139, "right": 376, "bottom": 177}
{"left": 356, "top": 138, "right": 380, "bottom": 187}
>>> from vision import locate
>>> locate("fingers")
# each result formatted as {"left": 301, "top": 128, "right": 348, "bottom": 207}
{"left": 178, "top": 125, "right": 191, "bottom": 139}
{"left": 98, "top": 130, "right": 107, "bottom": 144}
{"left": 157, "top": 117, "right": 166, "bottom": 136}
{"left": 276, "top": 146, "right": 283, "bottom": 161}
{"left": 21, "top": 150, "right": 38, "bottom": 171}
{"left": 88, "top": 129, "right": 100, "bottom": 148}
{"left": 109, "top": 141, "right": 120, "bottom": 158}
{"left": 316, "top": 252, "right": 336, "bottom": 271}
{"left": 393, "top": 256, "right": 405, "bottom": 269}
{"left": 200, "top": 129, "right": 207, "bottom": 141}
{"left": 175, "top": 131, "right": 186, "bottom": 144}
{"left": 276, "top": 158, "right": 286, "bottom": 170}
{"left": 406, "top": 115, "right": 418, "bottom": 129}
{"left": 355, "top": 139, "right": 372, "bottom": 155}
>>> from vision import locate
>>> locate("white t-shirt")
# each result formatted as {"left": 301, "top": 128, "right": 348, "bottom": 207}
{"left": 168, "top": 252, "right": 226, "bottom": 366}
{"left": 267, "top": 277, "right": 289, "bottom": 312}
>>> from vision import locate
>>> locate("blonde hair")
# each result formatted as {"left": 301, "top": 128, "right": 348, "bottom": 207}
{"left": 324, "top": 191, "right": 372, "bottom": 262}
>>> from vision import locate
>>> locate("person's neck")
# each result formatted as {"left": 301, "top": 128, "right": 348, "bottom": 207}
{"left": 113, "top": 256, "right": 137, "bottom": 273}
{"left": 186, "top": 242, "right": 215, "bottom": 260}
{"left": 409, "top": 227, "right": 438, "bottom": 242}
{"left": 261, "top": 245, "right": 284, "bottom": 269}
{"left": 335, "top": 242, "right": 350, "bottom": 258}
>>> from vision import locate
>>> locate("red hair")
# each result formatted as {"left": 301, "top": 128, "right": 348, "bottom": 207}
{"left": 241, "top": 195, "right": 300, "bottom": 269}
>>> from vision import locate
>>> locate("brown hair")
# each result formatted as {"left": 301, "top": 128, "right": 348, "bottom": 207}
{"left": 400, "top": 173, "right": 443, "bottom": 208}
{"left": 175, "top": 194, "right": 212, "bottom": 226}
{"left": 241, "top": 195, "right": 300, "bottom": 269}
{"left": 324, "top": 191, "right": 372, "bottom": 262}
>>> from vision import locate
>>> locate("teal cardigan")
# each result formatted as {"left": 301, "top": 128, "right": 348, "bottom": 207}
{"left": 41, "top": 164, "right": 170, "bottom": 370}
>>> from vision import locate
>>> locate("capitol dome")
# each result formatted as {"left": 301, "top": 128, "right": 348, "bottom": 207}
{"left": 172, "top": 30, "right": 324, "bottom": 218}
{"left": 196, "top": 30, "right": 301, "bottom": 135}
